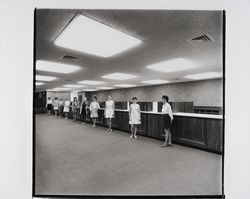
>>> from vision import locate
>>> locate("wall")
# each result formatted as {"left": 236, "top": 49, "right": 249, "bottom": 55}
{"left": 46, "top": 91, "right": 70, "bottom": 102}
{"left": 89, "top": 79, "right": 223, "bottom": 107}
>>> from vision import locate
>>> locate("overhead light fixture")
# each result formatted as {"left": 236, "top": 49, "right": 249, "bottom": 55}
{"left": 96, "top": 87, "right": 114, "bottom": 90}
{"left": 114, "top": 84, "right": 136, "bottom": 88}
{"left": 185, "top": 72, "right": 222, "bottom": 80}
{"left": 36, "top": 82, "right": 44, "bottom": 86}
{"left": 78, "top": 80, "right": 104, "bottom": 85}
{"left": 36, "top": 60, "right": 81, "bottom": 74}
{"left": 63, "top": 84, "right": 85, "bottom": 88}
{"left": 83, "top": 88, "right": 98, "bottom": 92}
{"left": 147, "top": 58, "right": 197, "bottom": 73}
{"left": 102, "top": 73, "right": 137, "bottom": 80}
{"left": 53, "top": 87, "right": 72, "bottom": 91}
{"left": 141, "top": 79, "right": 169, "bottom": 84}
{"left": 36, "top": 75, "right": 57, "bottom": 81}
{"left": 54, "top": 14, "right": 142, "bottom": 58}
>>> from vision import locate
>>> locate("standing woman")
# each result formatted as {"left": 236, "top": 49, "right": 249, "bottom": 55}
{"left": 89, "top": 95, "right": 100, "bottom": 127}
{"left": 53, "top": 97, "right": 59, "bottom": 116}
{"left": 129, "top": 97, "right": 141, "bottom": 139}
{"left": 105, "top": 95, "right": 115, "bottom": 132}
{"left": 46, "top": 97, "right": 53, "bottom": 115}
{"left": 80, "top": 97, "right": 88, "bottom": 124}
{"left": 161, "top": 95, "right": 174, "bottom": 147}
{"left": 58, "top": 97, "right": 64, "bottom": 117}
{"left": 63, "top": 97, "right": 70, "bottom": 119}
{"left": 72, "top": 97, "right": 78, "bottom": 121}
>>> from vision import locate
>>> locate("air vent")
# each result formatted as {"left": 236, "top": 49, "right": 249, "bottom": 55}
{"left": 188, "top": 33, "right": 213, "bottom": 46}
{"left": 61, "top": 55, "right": 79, "bottom": 60}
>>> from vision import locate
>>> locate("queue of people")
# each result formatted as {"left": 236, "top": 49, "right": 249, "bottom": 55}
{"left": 46, "top": 95, "right": 173, "bottom": 147}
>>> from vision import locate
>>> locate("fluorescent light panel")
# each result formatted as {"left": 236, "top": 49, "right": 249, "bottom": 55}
{"left": 63, "top": 84, "right": 85, "bottom": 88}
{"left": 83, "top": 88, "right": 98, "bottom": 91}
{"left": 36, "top": 60, "right": 81, "bottom": 74}
{"left": 36, "top": 82, "right": 44, "bottom": 86}
{"left": 78, "top": 80, "right": 104, "bottom": 85}
{"left": 102, "top": 73, "right": 137, "bottom": 80}
{"left": 36, "top": 75, "right": 57, "bottom": 81}
{"left": 96, "top": 87, "right": 114, "bottom": 90}
{"left": 185, "top": 72, "right": 222, "bottom": 80}
{"left": 114, "top": 84, "right": 136, "bottom": 88}
{"left": 141, "top": 79, "right": 169, "bottom": 84}
{"left": 147, "top": 58, "right": 197, "bottom": 73}
{"left": 54, "top": 14, "right": 141, "bottom": 57}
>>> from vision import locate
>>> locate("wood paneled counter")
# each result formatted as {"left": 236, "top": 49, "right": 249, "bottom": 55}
{"left": 76, "top": 108, "right": 223, "bottom": 154}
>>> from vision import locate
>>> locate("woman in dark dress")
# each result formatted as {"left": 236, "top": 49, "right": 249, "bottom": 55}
{"left": 80, "top": 97, "right": 88, "bottom": 124}
{"left": 161, "top": 95, "right": 174, "bottom": 147}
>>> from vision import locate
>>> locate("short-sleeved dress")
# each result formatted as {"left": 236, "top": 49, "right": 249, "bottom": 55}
{"left": 53, "top": 100, "right": 59, "bottom": 110}
{"left": 129, "top": 103, "right": 141, "bottom": 125}
{"left": 63, "top": 100, "right": 70, "bottom": 113}
{"left": 162, "top": 102, "right": 173, "bottom": 129}
{"left": 105, "top": 100, "right": 115, "bottom": 118}
{"left": 90, "top": 101, "right": 100, "bottom": 118}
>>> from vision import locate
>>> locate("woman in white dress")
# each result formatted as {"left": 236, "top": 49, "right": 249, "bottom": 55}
{"left": 63, "top": 98, "right": 70, "bottom": 119}
{"left": 89, "top": 95, "right": 100, "bottom": 127}
{"left": 105, "top": 95, "right": 115, "bottom": 132}
{"left": 161, "top": 95, "right": 174, "bottom": 147}
{"left": 53, "top": 97, "right": 59, "bottom": 116}
{"left": 129, "top": 97, "right": 141, "bottom": 139}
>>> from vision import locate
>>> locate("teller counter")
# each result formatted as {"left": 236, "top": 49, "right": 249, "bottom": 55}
{"left": 83, "top": 108, "right": 223, "bottom": 154}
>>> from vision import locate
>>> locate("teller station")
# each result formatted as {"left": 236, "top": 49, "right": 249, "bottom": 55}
{"left": 35, "top": 91, "right": 223, "bottom": 154}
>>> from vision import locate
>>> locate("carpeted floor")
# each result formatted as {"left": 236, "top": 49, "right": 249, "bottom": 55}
{"left": 35, "top": 114, "right": 222, "bottom": 195}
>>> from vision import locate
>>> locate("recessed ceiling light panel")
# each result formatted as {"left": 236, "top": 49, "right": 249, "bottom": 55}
{"left": 83, "top": 88, "right": 98, "bottom": 92}
{"left": 185, "top": 72, "right": 222, "bottom": 80}
{"left": 114, "top": 84, "right": 136, "bottom": 88}
{"left": 54, "top": 14, "right": 142, "bottom": 57}
{"left": 96, "top": 87, "right": 114, "bottom": 90}
{"left": 78, "top": 80, "right": 104, "bottom": 85}
{"left": 141, "top": 79, "right": 169, "bottom": 84}
{"left": 36, "top": 60, "right": 81, "bottom": 74}
{"left": 147, "top": 58, "right": 197, "bottom": 73}
{"left": 102, "top": 73, "right": 137, "bottom": 80}
{"left": 36, "top": 75, "right": 57, "bottom": 81}
{"left": 63, "top": 84, "right": 85, "bottom": 88}
{"left": 36, "top": 82, "right": 44, "bottom": 86}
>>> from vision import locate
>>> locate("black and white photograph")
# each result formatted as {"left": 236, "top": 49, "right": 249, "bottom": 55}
{"left": 34, "top": 9, "right": 224, "bottom": 197}
{"left": 1, "top": 0, "right": 250, "bottom": 199}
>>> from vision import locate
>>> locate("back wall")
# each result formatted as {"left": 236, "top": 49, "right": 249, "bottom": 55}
{"left": 90, "top": 79, "right": 223, "bottom": 107}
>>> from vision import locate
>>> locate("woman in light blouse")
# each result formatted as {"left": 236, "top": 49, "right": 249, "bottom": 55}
{"left": 161, "top": 95, "right": 174, "bottom": 147}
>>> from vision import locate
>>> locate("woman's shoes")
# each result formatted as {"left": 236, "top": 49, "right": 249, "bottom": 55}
{"left": 134, "top": 135, "right": 138, "bottom": 139}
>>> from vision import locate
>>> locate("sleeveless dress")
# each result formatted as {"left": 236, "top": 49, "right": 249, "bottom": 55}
{"left": 63, "top": 101, "right": 70, "bottom": 112}
{"left": 90, "top": 101, "right": 100, "bottom": 118}
{"left": 53, "top": 100, "right": 59, "bottom": 110}
{"left": 105, "top": 100, "right": 115, "bottom": 118}
{"left": 129, "top": 103, "right": 141, "bottom": 124}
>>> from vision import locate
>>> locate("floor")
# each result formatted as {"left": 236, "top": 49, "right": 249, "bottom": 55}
{"left": 35, "top": 114, "right": 222, "bottom": 196}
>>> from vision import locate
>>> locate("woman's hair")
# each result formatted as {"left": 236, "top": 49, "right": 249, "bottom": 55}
{"left": 132, "top": 97, "right": 137, "bottom": 100}
{"left": 92, "top": 95, "right": 97, "bottom": 100}
{"left": 55, "top": 97, "right": 58, "bottom": 100}
{"left": 162, "top": 95, "right": 169, "bottom": 102}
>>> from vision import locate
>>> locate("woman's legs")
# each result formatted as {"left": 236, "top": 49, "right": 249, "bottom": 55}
{"left": 107, "top": 118, "right": 112, "bottom": 131}
{"left": 134, "top": 125, "right": 138, "bottom": 138}
{"left": 130, "top": 124, "right": 134, "bottom": 137}
{"left": 92, "top": 118, "right": 96, "bottom": 127}
{"left": 162, "top": 128, "right": 172, "bottom": 146}
{"left": 167, "top": 129, "right": 172, "bottom": 145}
{"left": 65, "top": 112, "right": 68, "bottom": 119}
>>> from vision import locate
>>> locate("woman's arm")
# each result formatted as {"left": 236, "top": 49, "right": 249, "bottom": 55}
{"left": 168, "top": 104, "right": 174, "bottom": 121}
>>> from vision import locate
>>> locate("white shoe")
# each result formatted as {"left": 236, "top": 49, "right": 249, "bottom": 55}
{"left": 130, "top": 135, "right": 133, "bottom": 138}
{"left": 110, "top": 129, "right": 113, "bottom": 132}
{"left": 93, "top": 125, "right": 95, "bottom": 127}
{"left": 134, "top": 135, "right": 138, "bottom": 139}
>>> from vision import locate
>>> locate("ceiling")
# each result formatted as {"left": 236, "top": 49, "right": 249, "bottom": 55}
{"left": 35, "top": 9, "right": 223, "bottom": 91}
